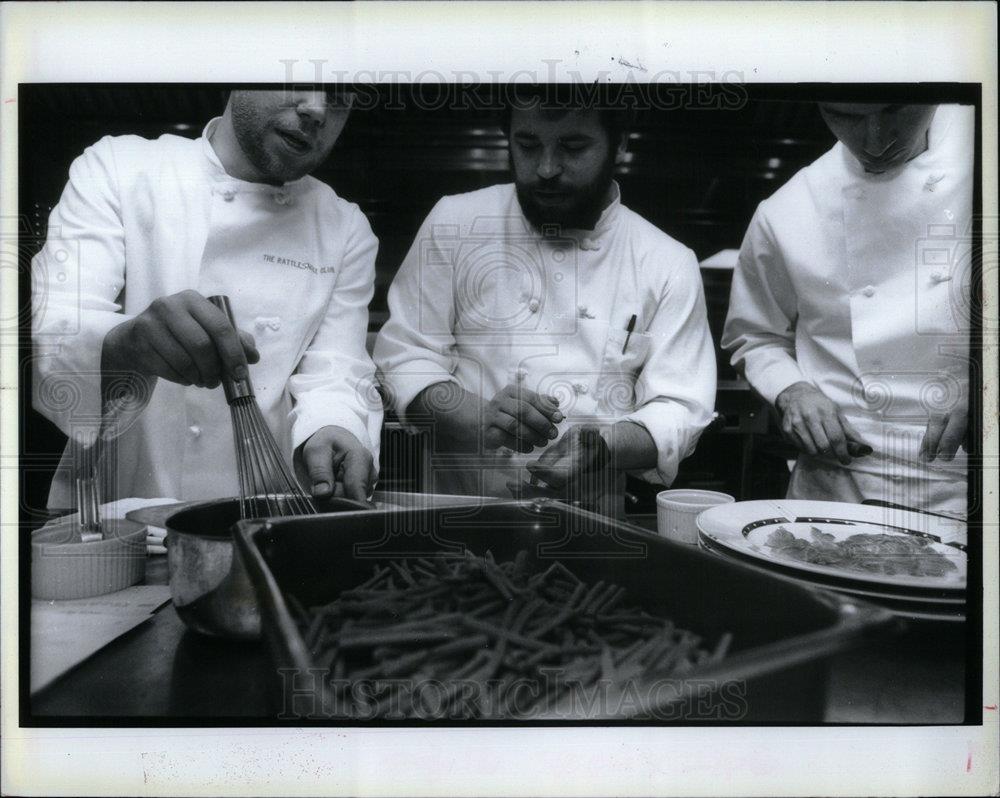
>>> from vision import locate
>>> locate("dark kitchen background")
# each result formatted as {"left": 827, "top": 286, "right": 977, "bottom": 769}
{"left": 18, "top": 84, "right": 838, "bottom": 522}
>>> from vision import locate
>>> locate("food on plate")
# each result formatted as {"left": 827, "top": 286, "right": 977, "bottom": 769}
{"left": 287, "top": 549, "right": 732, "bottom": 719}
{"left": 765, "top": 526, "right": 958, "bottom": 577}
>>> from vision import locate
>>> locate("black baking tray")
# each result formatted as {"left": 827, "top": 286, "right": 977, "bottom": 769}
{"left": 233, "top": 500, "right": 898, "bottom": 723}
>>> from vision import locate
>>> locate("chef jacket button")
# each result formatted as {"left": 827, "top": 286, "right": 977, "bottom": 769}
{"left": 573, "top": 382, "right": 589, "bottom": 395}
{"left": 188, "top": 425, "right": 202, "bottom": 438}
{"left": 221, "top": 189, "right": 236, "bottom": 201}
{"left": 273, "top": 191, "right": 289, "bottom": 205}
{"left": 527, "top": 299, "right": 540, "bottom": 313}
{"left": 862, "top": 285, "right": 876, "bottom": 297}
{"left": 255, "top": 319, "right": 267, "bottom": 331}
{"left": 268, "top": 318, "right": 282, "bottom": 331}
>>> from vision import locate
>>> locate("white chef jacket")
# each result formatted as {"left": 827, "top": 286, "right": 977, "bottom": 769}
{"left": 722, "top": 105, "right": 973, "bottom": 516}
{"left": 374, "top": 183, "right": 716, "bottom": 503}
{"left": 32, "top": 119, "right": 382, "bottom": 508}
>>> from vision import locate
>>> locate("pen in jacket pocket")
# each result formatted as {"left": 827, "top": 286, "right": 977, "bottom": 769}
{"left": 621, "top": 314, "right": 637, "bottom": 355}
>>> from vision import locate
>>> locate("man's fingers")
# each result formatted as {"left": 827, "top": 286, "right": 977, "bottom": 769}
{"left": 366, "top": 463, "right": 379, "bottom": 503}
{"left": 836, "top": 415, "right": 872, "bottom": 457}
{"left": 526, "top": 458, "right": 569, "bottom": 491}
{"left": 303, "top": 440, "right": 336, "bottom": 499}
{"left": 484, "top": 422, "right": 531, "bottom": 453}
{"left": 155, "top": 308, "right": 221, "bottom": 386}
{"left": 143, "top": 326, "right": 202, "bottom": 386}
{"left": 339, "top": 451, "right": 371, "bottom": 503}
{"left": 784, "top": 415, "right": 816, "bottom": 455}
{"left": 498, "top": 425, "right": 536, "bottom": 452}
{"left": 238, "top": 330, "right": 260, "bottom": 365}
{"left": 920, "top": 413, "right": 948, "bottom": 461}
{"left": 491, "top": 397, "right": 557, "bottom": 444}
{"left": 493, "top": 410, "right": 545, "bottom": 450}
{"left": 936, "top": 414, "right": 966, "bottom": 461}
{"left": 501, "top": 383, "right": 563, "bottom": 423}
{"left": 821, "top": 417, "right": 851, "bottom": 465}
{"left": 804, "top": 416, "right": 832, "bottom": 457}
{"left": 525, "top": 391, "right": 563, "bottom": 423}
{"left": 185, "top": 294, "right": 250, "bottom": 381}
{"left": 512, "top": 400, "right": 559, "bottom": 441}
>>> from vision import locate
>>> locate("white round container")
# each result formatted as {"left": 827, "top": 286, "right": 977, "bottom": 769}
{"left": 31, "top": 517, "right": 148, "bottom": 600}
{"left": 655, "top": 489, "right": 735, "bottom": 545}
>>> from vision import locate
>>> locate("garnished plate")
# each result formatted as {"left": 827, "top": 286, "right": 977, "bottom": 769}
{"left": 697, "top": 500, "right": 966, "bottom": 591}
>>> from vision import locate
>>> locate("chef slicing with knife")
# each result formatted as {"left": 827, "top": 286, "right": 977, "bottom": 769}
{"left": 32, "top": 89, "right": 381, "bottom": 508}
{"left": 374, "top": 85, "right": 716, "bottom": 517}
{"left": 723, "top": 102, "right": 973, "bottom": 518}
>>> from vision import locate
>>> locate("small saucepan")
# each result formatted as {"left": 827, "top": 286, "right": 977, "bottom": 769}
{"left": 161, "top": 496, "right": 370, "bottom": 640}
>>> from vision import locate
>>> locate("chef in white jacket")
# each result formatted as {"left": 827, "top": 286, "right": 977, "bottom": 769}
{"left": 374, "top": 88, "right": 716, "bottom": 515}
{"left": 32, "top": 89, "right": 382, "bottom": 507}
{"left": 723, "top": 103, "right": 973, "bottom": 517}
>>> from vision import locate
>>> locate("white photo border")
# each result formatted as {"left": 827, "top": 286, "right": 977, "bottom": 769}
{"left": 1, "top": 2, "right": 996, "bottom": 796}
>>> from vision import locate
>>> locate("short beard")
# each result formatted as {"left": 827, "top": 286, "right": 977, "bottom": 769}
{"left": 230, "top": 102, "right": 308, "bottom": 184}
{"left": 515, "top": 156, "right": 616, "bottom": 233}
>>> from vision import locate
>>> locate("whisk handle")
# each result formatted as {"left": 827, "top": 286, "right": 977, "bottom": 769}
{"left": 207, "top": 294, "right": 254, "bottom": 403}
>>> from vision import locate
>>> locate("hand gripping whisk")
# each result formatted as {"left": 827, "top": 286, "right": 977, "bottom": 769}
{"left": 208, "top": 295, "right": 317, "bottom": 519}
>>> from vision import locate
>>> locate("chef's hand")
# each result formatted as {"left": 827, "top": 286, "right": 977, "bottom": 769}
{"left": 524, "top": 425, "right": 612, "bottom": 504}
{"left": 484, "top": 382, "right": 563, "bottom": 453}
{"left": 101, "top": 290, "right": 260, "bottom": 388}
{"left": 296, "top": 425, "right": 377, "bottom": 504}
{"left": 775, "top": 381, "right": 872, "bottom": 465}
{"left": 920, "top": 408, "right": 968, "bottom": 462}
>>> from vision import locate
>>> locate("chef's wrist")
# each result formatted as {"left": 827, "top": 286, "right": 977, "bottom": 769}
{"left": 408, "top": 382, "right": 484, "bottom": 452}
{"left": 606, "top": 421, "right": 657, "bottom": 471}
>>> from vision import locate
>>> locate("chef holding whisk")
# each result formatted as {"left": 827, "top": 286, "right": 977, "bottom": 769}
{"left": 31, "top": 89, "right": 382, "bottom": 508}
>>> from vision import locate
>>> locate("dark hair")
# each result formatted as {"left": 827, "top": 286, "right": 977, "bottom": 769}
{"left": 500, "top": 84, "right": 632, "bottom": 145}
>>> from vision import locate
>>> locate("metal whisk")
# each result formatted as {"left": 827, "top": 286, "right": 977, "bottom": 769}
{"left": 75, "top": 441, "right": 104, "bottom": 542}
{"left": 208, "top": 295, "right": 317, "bottom": 519}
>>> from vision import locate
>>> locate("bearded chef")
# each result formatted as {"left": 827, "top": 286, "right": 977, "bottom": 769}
{"left": 374, "top": 87, "right": 716, "bottom": 516}
{"left": 723, "top": 103, "right": 973, "bottom": 517}
{"left": 32, "top": 89, "right": 382, "bottom": 507}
